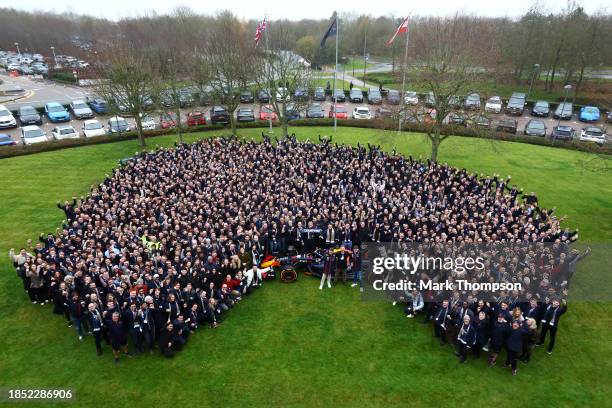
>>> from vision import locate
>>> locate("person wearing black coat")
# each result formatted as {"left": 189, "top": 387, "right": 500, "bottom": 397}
{"left": 433, "top": 300, "right": 452, "bottom": 345}
{"left": 88, "top": 303, "right": 104, "bottom": 356}
{"left": 104, "top": 312, "right": 131, "bottom": 364}
{"left": 456, "top": 315, "right": 476, "bottom": 363}
{"left": 472, "top": 311, "right": 490, "bottom": 358}
{"left": 524, "top": 298, "right": 541, "bottom": 327}
{"left": 158, "top": 323, "right": 177, "bottom": 358}
{"left": 138, "top": 301, "right": 156, "bottom": 353}
{"left": 537, "top": 298, "right": 567, "bottom": 354}
{"left": 504, "top": 320, "right": 528, "bottom": 375}
{"left": 68, "top": 292, "right": 87, "bottom": 340}
{"left": 123, "top": 303, "right": 143, "bottom": 353}
{"left": 489, "top": 314, "right": 509, "bottom": 367}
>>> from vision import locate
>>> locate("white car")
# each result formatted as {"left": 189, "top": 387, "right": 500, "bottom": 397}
{"left": 51, "top": 125, "right": 79, "bottom": 140}
{"left": 579, "top": 126, "right": 606, "bottom": 145}
{"left": 140, "top": 114, "right": 157, "bottom": 131}
{"left": 485, "top": 96, "right": 503, "bottom": 113}
{"left": 276, "top": 87, "right": 290, "bottom": 102}
{"left": 21, "top": 125, "right": 48, "bottom": 145}
{"left": 352, "top": 106, "right": 372, "bottom": 120}
{"left": 0, "top": 104, "right": 17, "bottom": 129}
{"left": 404, "top": 91, "right": 419, "bottom": 105}
{"left": 82, "top": 120, "right": 106, "bottom": 137}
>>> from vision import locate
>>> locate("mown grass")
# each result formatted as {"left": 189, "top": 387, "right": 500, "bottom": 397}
{"left": 0, "top": 127, "right": 610, "bottom": 408}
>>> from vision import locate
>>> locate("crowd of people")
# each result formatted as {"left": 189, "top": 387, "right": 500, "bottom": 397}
{"left": 9, "top": 133, "right": 582, "bottom": 369}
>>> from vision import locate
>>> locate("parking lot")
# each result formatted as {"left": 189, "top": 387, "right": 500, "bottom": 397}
{"left": 0, "top": 71, "right": 608, "bottom": 145}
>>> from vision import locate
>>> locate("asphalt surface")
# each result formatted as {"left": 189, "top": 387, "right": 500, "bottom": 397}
{"left": 0, "top": 70, "right": 608, "bottom": 145}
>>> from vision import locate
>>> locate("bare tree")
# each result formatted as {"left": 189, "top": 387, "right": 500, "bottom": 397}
{"left": 204, "top": 12, "right": 256, "bottom": 136}
{"left": 94, "top": 50, "right": 156, "bottom": 148}
{"left": 254, "top": 24, "right": 313, "bottom": 137}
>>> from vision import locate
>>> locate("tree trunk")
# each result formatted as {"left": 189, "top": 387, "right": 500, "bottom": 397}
{"left": 430, "top": 134, "right": 440, "bottom": 163}
{"left": 134, "top": 116, "right": 146, "bottom": 148}
{"left": 574, "top": 63, "right": 585, "bottom": 99}
{"left": 176, "top": 108, "right": 183, "bottom": 144}
{"left": 230, "top": 116, "right": 237, "bottom": 136}
{"left": 281, "top": 119, "right": 289, "bottom": 138}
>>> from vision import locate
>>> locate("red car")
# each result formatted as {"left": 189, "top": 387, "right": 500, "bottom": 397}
{"left": 187, "top": 111, "right": 206, "bottom": 127}
{"left": 328, "top": 104, "right": 348, "bottom": 119}
{"left": 160, "top": 112, "right": 178, "bottom": 129}
{"left": 259, "top": 105, "right": 277, "bottom": 121}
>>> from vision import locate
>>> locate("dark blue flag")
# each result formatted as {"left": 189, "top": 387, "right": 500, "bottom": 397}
{"left": 320, "top": 12, "right": 338, "bottom": 48}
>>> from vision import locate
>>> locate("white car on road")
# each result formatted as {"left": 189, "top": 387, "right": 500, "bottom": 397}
{"left": 579, "top": 126, "right": 606, "bottom": 145}
{"left": 404, "top": 91, "right": 419, "bottom": 105}
{"left": 352, "top": 106, "right": 372, "bottom": 120}
{"left": 0, "top": 104, "right": 17, "bottom": 129}
{"left": 140, "top": 114, "right": 157, "bottom": 130}
{"left": 21, "top": 125, "right": 48, "bottom": 145}
{"left": 485, "top": 96, "right": 503, "bottom": 113}
{"left": 52, "top": 125, "right": 79, "bottom": 140}
{"left": 82, "top": 120, "right": 106, "bottom": 137}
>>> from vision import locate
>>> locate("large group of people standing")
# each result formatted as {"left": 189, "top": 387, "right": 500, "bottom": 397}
{"left": 9, "top": 133, "right": 582, "bottom": 370}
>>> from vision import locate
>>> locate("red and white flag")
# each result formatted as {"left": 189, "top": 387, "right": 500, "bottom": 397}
{"left": 386, "top": 16, "right": 409, "bottom": 47}
{"left": 255, "top": 18, "right": 267, "bottom": 46}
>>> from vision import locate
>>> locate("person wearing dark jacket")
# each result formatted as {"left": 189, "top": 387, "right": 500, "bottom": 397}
{"left": 456, "top": 315, "right": 476, "bottom": 363}
{"left": 159, "top": 323, "right": 177, "bottom": 358}
{"left": 105, "top": 312, "right": 131, "bottom": 364}
{"left": 537, "top": 298, "right": 567, "bottom": 354}
{"left": 521, "top": 318, "right": 538, "bottom": 363}
{"left": 489, "top": 314, "right": 509, "bottom": 367}
{"left": 504, "top": 320, "right": 528, "bottom": 375}
{"left": 88, "top": 303, "right": 104, "bottom": 356}
{"left": 434, "top": 300, "right": 451, "bottom": 345}
{"left": 57, "top": 198, "right": 77, "bottom": 222}
{"left": 68, "top": 292, "right": 86, "bottom": 340}
{"left": 123, "top": 303, "right": 143, "bottom": 353}
{"left": 472, "top": 311, "right": 490, "bottom": 358}
{"left": 138, "top": 301, "right": 156, "bottom": 353}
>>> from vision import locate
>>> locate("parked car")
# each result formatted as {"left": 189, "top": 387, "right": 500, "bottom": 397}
{"left": 387, "top": 90, "right": 400, "bottom": 105}
{"left": 374, "top": 107, "right": 393, "bottom": 119}
{"left": 0, "top": 133, "right": 16, "bottom": 146}
{"left": 464, "top": 93, "right": 481, "bottom": 110}
{"left": 404, "top": 91, "right": 419, "bottom": 106}
{"left": 448, "top": 95, "right": 462, "bottom": 109}
{"left": 484, "top": 96, "right": 502, "bottom": 113}
{"left": 352, "top": 106, "right": 371, "bottom": 120}
{"left": 179, "top": 89, "right": 195, "bottom": 107}
{"left": 258, "top": 89, "right": 271, "bottom": 103}
{"left": 108, "top": 116, "right": 130, "bottom": 133}
{"left": 276, "top": 87, "right": 290, "bottom": 102}
{"left": 306, "top": 104, "right": 325, "bottom": 119}
{"left": 160, "top": 112, "right": 178, "bottom": 129}
{"left": 45, "top": 102, "right": 70, "bottom": 123}
{"left": 285, "top": 104, "right": 302, "bottom": 121}
{"left": 140, "top": 114, "right": 157, "bottom": 130}
{"left": 579, "top": 126, "right": 606, "bottom": 145}
{"left": 186, "top": 111, "right": 207, "bottom": 127}
{"left": 21, "top": 125, "right": 48, "bottom": 145}
{"left": 51, "top": 125, "right": 79, "bottom": 140}
{"left": 313, "top": 87, "right": 326, "bottom": 101}
{"left": 524, "top": 119, "right": 547, "bottom": 137}
{"left": 368, "top": 88, "right": 382, "bottom": 104}
{"left": 553, "top": 102, "right": 573, "bottom": 120}
{"left": 332, "top": 89, "right": 346, "bottom": 102}
{"left": 551, "top": 125, "right": 575, "bottom": 141}
{"left": 239, "top": 90, "right": 254, "bottom": 104}
{"left": 17, "top": 105, "right": 42, "bottom": 126}
{"left": 579, "top": 106, "right": 600, "bottom": 122}
{"left": 236, "top": 107, "right": 255, "bottom": 122}
{"left": 88, "top": 98, "right": 108, "bottom": 114}
{"left": 82, "top": 120, "right": 106, "bottom": 137}
{"left": 424, "top": 92, "right": 436, "bottom": 107}
{"left": 210, "top": 106, "right": 230, "bottom": 124}
{"left": 468, "top": 115, "right": 491, "bottom": 129}
{"left": 448, "top": 112, "right": 467, "bottom": 126}
{"left": 531, "top": 100, "right": 550, "bottom": 117}
{"left": 496, "top": 118, "right": 517, "bottom": 134}
{"left": 506, "top": 92, "right": 527, "bottom": 115}
{"left": 350, "top": 88, "right": 364, "bottom": 103}
{"left": 294, "top": 87, "right": 309, "bottom": 102}
{"left": 328, "top": 104, "right": 348, "bottom": 119}
{"left": 0, "top": 104, "right": 18, "bottom": 128}
{"left": 259, "top": 105, "right": 277, "bottom": 121}
{"left": 70, "top": 100, "right": 94, "bottom": 119}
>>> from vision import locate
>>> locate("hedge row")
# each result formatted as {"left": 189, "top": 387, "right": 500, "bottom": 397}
{"left": 0, "top": 119, "right": 609, "bottom": 160}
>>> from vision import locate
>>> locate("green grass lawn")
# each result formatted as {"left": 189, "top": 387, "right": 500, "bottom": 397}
{"left": 0, "top": 127, "right": 611, "bottom": 407}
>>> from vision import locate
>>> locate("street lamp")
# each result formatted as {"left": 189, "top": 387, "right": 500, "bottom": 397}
{"left": 14, "top": 42, "right": 21, "bottom": 56}
{"left": 50, "top": 46, "right": 57, "bottom": 68}
{"left": 553, "top": 84, "right": 572, "bottom": 144}
{"left": 527, "top": 63, "right": 540, "bottom": 101}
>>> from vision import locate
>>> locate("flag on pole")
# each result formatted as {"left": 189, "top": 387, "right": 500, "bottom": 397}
{"left": 320, "top": 12, "right": 338, "bottom": 48}
{"left": 254, "top": 18, "right": 267, "bottom": 45}
{"left": 386, "top": 16, "right": 409, "bottom": 47}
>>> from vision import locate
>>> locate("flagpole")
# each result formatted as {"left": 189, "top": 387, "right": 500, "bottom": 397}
{"left": 333, "top": 12, "right": 338, "bottom": 133}
{"left": 264, "top": 14, "right": 272, "bottom": 134}
{"left": 398, "top": 16, "right": 410, "bottom": 134}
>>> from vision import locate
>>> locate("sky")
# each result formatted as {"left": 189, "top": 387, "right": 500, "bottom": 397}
{"left": 4, "top": 0, "right": 608, "bottom": 20}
